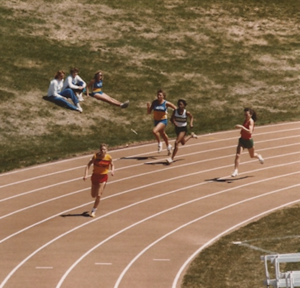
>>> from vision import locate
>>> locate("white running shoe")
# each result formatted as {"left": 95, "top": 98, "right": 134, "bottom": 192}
{"left": 166, "top": 158, "right": 173, "bottom": 164}
{"left": 258, "top": 155, "right": 264, "bottom": 164}
{"left": 231, "top": 169, "right": 238, "bottom": 177}
{"left": 158, "top": 142, "right": 163, "bottom": 153}
{"left": 77, "top": 103, "right": 83, "bottom": 113}
{"left": 90, "top": 211, "right": 96, "bottom": 218}
{"left": 167, "top": 144, "right": 172, "bottom": 156}
{"left": 120, "top": 100, "right": 130, "bottom": 108}
{"left": 76, "top": 92, "right": 84, "bottom": 102}
{"left": 191, "top": 132, "right": 198, "bottom": 139}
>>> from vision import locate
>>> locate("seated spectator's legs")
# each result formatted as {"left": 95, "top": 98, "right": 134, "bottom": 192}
{"left": 59, "top": 88, "right": 79, "bottom": 105}
{"left": 48, "top": 96, "right": 78, "bottom": 111}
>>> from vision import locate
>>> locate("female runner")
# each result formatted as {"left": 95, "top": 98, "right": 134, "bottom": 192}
{"left": 167, "top": 99, "right": 198, "bottom": 163}
{"left": 231, "top": 108, "right": 264, "bottom": 177}
{"left": 83, "top": 143, "right": 114, "bottom": 217}
{"left": 147, "top": 89, "right": 176, "bottom": 155}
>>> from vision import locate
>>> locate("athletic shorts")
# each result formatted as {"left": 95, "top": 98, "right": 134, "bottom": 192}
{"left": 91, "top": 173, "right": 108, "bottom": 184}
{"left": 239, "top": 137, "right": 254, "bottom": 149}
{"left": 175, "top": 126, "right": 187, "bottom": 136}
{"left": 89, "top": 91, "right": 103, "bottom": 97}
{"left": 154, "top": 119, "right": 168, "bottom": 126}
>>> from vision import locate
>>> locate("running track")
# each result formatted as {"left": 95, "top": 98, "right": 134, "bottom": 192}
{"left": 1, "top": 121, "right": 300, "bottom": 288}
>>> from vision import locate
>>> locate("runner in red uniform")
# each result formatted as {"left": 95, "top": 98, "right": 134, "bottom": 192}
{"left": 231, "top": 108, "right": 264, "bottom": 177}
{"left": 83, "top": 143, "right": 114, "bottom": 217}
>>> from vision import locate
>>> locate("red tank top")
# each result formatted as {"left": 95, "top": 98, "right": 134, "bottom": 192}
{"left": 241, "top": 119, "right": 254, "bottom": 140}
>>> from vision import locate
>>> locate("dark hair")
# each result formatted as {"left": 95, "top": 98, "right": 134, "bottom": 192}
{"left": 157, "top": 89, "right": 166, "bottom": 99}
{"left": 177, "top": 99, "right": 187, "bottom": 106}
{"left": 94, "top": 70, "right": 103, "bottom": 80}
{"left": 70, "top": 67, "right": 79, "bottom": 74}
{"left": 244, "top": 107, "right": 257, "bottom": 122}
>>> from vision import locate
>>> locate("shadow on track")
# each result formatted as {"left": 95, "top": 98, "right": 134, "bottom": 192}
{"left": 60, "top": 211, "right": 91, "bottom": 218}
{"left": 205, "top": 176, "right": 252, "bottom": 183}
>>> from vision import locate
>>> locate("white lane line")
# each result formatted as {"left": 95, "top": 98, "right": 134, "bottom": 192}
{"left": 1, "top": 148, "right": 300, "bottom": 220}
{"left": 171, "top": 198, "right": 300, "bottom": 288}
{"left": 0, "top": 166, "right": 85, "bottom": 189}
{"left": 114, "top": 186, "right": 300, "bottom": 288}
{"left": 57, "top": 181, "right": 300, "bottom": 288}
{"left": 1, "top": 138, "right": 300, "bottom": 204}
{"left": 2, "top": 156, "right": 300, "bottom": 245}
{"left": 1, "top": 120, "right": 297, "bottom": 177}
{"left": 0, "top": 124, "right": 299, "bottom": 186}
{"left": 2, "top": 166, "right": 300, "bottom": 288}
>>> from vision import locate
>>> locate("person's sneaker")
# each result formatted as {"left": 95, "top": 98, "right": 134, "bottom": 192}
{"left": 231, "top": 169, "right": 238, "bottom": 177}
{"left": 166, "top": 158, "right": 173, "bottom": 164}
{"left": 76, "top": 92, "right": 84, "bottom": 102}
{"left": 77, "top": 103, "right": 83, "bottom": 113}
{"left": 158, "top": 142, "right": 163, "bottom": 153}
{"left": 120, "top": 100, "right": 130, "bottom": 108}
{"left": 90, "top": 211, "right": 96, "bottom": 218}
{"left": 167, "top": 144, "right": 172, "bottom": 156}
{"left": 191, "top": 132, "right": 198, "bottom": 139}
{"left": 258, "top": 155, "right": 264, "bottom": 164}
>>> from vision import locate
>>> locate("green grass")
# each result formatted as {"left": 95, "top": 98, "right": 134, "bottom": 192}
{"left": 0, "top": 0, "right": 299, "bottom": 173}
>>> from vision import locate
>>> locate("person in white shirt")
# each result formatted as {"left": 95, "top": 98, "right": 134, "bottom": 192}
{"left": 62, "top": 67, "right": 86, "bottom": 102}
{"left": 47, "top": 70, "right": 83, "bottom": 112}
{"left": 167, "top": 99, "right": 198, "bottom": 163}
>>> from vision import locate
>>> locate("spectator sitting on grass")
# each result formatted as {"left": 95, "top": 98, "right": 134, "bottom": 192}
{"left": 47, "top": 70, "right": 83, "bottom": 113}
{"left": 62, "top": 67, "right": 86, "bottom": 102}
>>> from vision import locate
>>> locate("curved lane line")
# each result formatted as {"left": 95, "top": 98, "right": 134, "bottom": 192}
{"left": 0, "top": 125, "right": 299, "bottom": 186}
{"left": 171, "top": 198, "right": 300, "bottom": 288}
{"left": 1, "top": 137, "right": 300, "bottom": 203}
{"left": 2, "top": 160, "right": 300, "bottom": 287}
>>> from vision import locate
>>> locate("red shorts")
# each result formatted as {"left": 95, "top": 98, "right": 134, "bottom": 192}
{"left": 91, "top": 173, "right": 108, "bottom": 184}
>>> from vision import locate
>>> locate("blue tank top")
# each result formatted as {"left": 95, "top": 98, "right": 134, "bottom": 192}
{"left": 93, "top": 80, "right": 103, "bottom": 93}
{"left": 152, "top": 100, "right": 167, "bottom": 121}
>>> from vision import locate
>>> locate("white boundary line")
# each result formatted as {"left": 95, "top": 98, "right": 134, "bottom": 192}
{"left": 1, "top": 147, "right": 300, "bottom": 218}
{"left": 1, "top": 156, "right": 300, "bottom": 285}
{"left": 1, "top": 136, "right": 300, "bottom": 203}
{"left": 171, "top": 199, "right": 300, "bottom": 288}
{"left": 0, "top": 121, "right": 299, "bottom": 178}
{"left": 3, "top": 157, "right": 300, "bottom": 245}
{"left": 56, "top": 181, "right": 300, "bottom": 288}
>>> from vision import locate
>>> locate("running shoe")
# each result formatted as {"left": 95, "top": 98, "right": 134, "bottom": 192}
{"left": 90, "top": 211, "right": 96, "bottom": 218}
{"left": 166, "top": 158, "right": 173, "bottom": 164}
{"left": 158, "top": 142, "right": 163, "bottom": 153}
{"left": 120, "top": 100, "right": 130, "bottom": 108}
{"left": 191, "top": 132, "right": 198, "bottom": 139}
{"left": 258, "top": 155, "right": 264, "bottom": 164}
{"left": 167, "top": 144, "right": 172, "bottom": 156}
{"left": 76, "top": 92, "right": 84, "bottom": 102}
{"left": 231, "top": 169, "right": 238, "bottom": 177}
{"left": 77, "top": 103, "right": 83, "bottom": 113}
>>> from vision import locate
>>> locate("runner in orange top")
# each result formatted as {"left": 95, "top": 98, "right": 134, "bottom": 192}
{"left": 231, "top": 108, "right": 264, "bottom": 177}
{"left": 83, "top": 143, "right": 114, "bottom": 217}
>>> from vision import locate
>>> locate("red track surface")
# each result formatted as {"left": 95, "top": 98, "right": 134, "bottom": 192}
{"left": 1, "top": 121, "right": 300, "bottom": 288}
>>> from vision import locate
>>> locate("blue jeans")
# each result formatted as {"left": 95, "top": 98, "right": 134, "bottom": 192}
{"left": 48, "top": 88, "right": 79, "bottom": 111}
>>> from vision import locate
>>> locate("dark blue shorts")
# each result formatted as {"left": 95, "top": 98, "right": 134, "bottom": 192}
{"left": 154, "top": 119, "right": 168, "bottom": 126}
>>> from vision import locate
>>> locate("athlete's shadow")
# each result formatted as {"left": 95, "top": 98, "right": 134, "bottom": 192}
{"left": 120, "top": 156, "right": 157, "bottom": 161}
{"left": 206, "top": 176, "right": 252, "bottom": 183}
{"left": 144, "top": 159, "right": 183, "bottom": 166}
{"left": 60, "top": 211, "right": 90, "bottom": 218}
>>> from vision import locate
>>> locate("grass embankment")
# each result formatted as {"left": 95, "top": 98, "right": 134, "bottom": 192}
{"left": 0, "top": 0, "right": 299, "bottom": 173}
